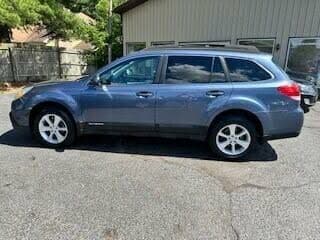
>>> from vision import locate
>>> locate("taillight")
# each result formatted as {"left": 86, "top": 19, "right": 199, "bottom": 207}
{"left": 277, "top": 83, "right": 301, "bottom": 101}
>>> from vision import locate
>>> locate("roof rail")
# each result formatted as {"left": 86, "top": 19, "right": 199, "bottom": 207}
{"left": 143, "top": 44, "right": 260, "bottom": 53}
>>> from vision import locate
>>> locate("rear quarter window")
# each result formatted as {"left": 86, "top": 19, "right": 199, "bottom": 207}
{"left": 225, "top": 58, "right": 272, "bottom": 82}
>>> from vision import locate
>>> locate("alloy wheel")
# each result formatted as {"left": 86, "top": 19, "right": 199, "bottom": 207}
{"left": 216, "top": 124, "right": 251, "bottom": 156}
{"left": 38, "top": 114, "right": 68, "bottom": 144}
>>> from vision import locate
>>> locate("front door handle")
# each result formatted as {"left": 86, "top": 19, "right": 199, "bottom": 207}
{"left": 136, "top": 91, "right": 154, "bottom": 98}
{"left": 206, "top": 90, "right": 225, "bottom": 98}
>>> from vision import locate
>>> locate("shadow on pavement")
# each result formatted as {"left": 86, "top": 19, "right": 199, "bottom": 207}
{"left": 0, "top": 129, "right": 278, "bottom": 162}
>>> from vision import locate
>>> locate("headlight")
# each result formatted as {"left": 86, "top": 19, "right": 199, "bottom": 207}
{"left": 15, "top": 86, "right": 34, "bottom": 99}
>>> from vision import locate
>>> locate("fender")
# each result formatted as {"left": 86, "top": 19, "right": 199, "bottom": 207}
{"left": 223, "top": 95, "right": 269, "bottom": 113}
{"left": 206, "top": 95, "right": 273, "bottom": 136}
{"left": 25, "top": 89, "right": 83, "bottom": 124}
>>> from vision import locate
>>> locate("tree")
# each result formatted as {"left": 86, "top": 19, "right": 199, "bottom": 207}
{"left": 0, "top": 0, "right": 92, "bottom": 41}
{"left": 92, "top": 0, "right": 126, "bottom": 65}
{"left": 0, "top": 0, "right": 126, "bottom": 66}
{"left": 0, "top": 0, "right": 40, "bottom": 41}
{"left": 65, "top": 0, "right": 126, "bottom": 66}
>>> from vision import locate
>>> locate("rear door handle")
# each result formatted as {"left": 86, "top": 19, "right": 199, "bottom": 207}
{"left": 136, "top": 91, "right": 154, "bottom": 98}
{"left": 206, "top": 90, "right": 225, "bottom": 98}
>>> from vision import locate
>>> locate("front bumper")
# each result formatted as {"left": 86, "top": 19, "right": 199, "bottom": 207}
{"left": 10, "top": 111, "right": 19, "bottom": 129}
{"left": 9, "top": 111, "right": 29, "bottom": 130}
{"left": 10, "top": 98, "right": 30, "bottom": 129}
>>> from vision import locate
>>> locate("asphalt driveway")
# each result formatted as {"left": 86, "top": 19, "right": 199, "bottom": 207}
{"left": 0, "top": 94, "right": 320, "bottom": 240}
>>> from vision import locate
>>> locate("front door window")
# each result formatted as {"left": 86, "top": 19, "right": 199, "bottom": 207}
{"left": 99, "top": 57, "right": 160, "bottom": 85}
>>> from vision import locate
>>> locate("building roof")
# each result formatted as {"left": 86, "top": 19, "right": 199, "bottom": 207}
{"left": 114, "top": 0, "right": 149, "bottom": 14}
{"left": 11, "top": 26, "right": 49, "bottom": 44}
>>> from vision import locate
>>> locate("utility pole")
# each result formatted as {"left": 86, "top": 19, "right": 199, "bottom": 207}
{"left": 108, "top": 0, "right": 113, "bottom": 64}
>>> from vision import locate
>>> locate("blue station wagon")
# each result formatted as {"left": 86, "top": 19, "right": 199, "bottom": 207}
{"left": 10, "top": 46, "right": 304, "bottom": 159}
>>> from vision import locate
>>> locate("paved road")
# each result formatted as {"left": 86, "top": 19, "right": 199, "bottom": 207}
{"left": 0, "top": 94, "right": 320, "bottom": 240}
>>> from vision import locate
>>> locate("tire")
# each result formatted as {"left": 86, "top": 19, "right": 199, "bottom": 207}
{"left": 33, "top": 107, "right": 76, "bottom": 148}
{"left": 208, "top": 116, "right": 258, "bottom": 160}
{"left": 301, "top": 105, "right": 310, "bottom": 114}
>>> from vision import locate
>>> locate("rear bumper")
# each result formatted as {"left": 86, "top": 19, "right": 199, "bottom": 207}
{"left": 262, "top": 132, "right": 300, "bottom": 141}
{"left": 301, "top": 94, "right": 318, "bottom": 107}
{"left": 257, "top": 108, "right": 304, "bottom": 141}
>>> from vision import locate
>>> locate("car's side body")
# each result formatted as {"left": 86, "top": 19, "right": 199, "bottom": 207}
{"left": 10, "top": 48, "right": 304, "bottom": 158}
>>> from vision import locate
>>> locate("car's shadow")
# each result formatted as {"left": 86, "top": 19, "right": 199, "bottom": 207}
{"left": 0, "top": 129, "right": 278, "bottom": 162}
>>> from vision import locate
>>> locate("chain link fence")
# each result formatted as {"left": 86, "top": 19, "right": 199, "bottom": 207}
{"left": 0, "top": 48, "right": 96, "bottom": 83}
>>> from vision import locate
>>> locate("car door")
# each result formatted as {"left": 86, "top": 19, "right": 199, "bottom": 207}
{"left": 81, "top": 55, "right": 161, "bottom": 133}
{"left": 156, "top": 55, "right": 233, "bottom": 138}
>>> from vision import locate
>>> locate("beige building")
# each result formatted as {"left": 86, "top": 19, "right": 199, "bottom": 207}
{"left": 115, "top": 0, "right": 320, "bottom": 84}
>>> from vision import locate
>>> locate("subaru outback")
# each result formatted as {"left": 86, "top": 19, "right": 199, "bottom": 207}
{"left": 10, "top": 46, "right": 304, "bottom": 159}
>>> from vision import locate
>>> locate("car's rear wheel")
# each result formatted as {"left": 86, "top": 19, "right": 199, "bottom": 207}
{"left": 33, "top": 107, "right": 75, "bottom": 147}
{"left": 209, "top": 116, "right": 258, "bottom": 160}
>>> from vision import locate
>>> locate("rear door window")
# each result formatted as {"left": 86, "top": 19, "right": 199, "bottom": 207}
{"left": 225, "top": 58, "right": 272, "bottom": 82}
{"left": 165, "top": 56, "right": 213, "bottom": 84}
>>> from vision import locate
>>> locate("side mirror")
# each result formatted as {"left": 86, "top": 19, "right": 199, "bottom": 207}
{"left": 88, "top": 75, "right": 100, "bottom": 87}
{"left": 89, "top": 74, "right": 112, "bottom": 87}
{"left": 100, "top": 77, "right": 112, "bottom": 86}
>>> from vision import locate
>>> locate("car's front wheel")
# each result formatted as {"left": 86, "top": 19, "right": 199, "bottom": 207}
{"left": 33, "top": 107, "right": 76, "bottom": 147}
{"left": 209, "top": 116, "right": 258, "bottom": 160}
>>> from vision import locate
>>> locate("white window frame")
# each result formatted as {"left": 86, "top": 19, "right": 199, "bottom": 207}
{"left": 178, "top": 40, "right": 231, "bottom": 47}
{"left": 237, "top": 38, "right": 276, "bottom": 55}
{"left": 151, "top": 41, "right": 175, "bottom": 46}
{"left": 285, "top": 37, "right": 320, "bottom": 73}
{"left": 126, "top": 42, "right": 146, "bottom": 55}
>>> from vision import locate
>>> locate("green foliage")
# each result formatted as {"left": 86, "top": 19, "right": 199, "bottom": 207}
{"left": 0, "top": 0, "right": 126, "bottom": 67}
{"left": 57, "top": 0, "right": 127, "bottom": 66}
{"left": 0, "top": 0, "right": 91, "bottom": 40}
{"left": 70, "top": 0, "right": 126, "bottom": 66}
{"left": 58, "top": 0, "right": 97, "bottom": 15}
{"left": 89, "top": 0, "right": 126, "bottom": 66}
{"left": 0, "top": 0, "right": 40, "bottom": 27}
